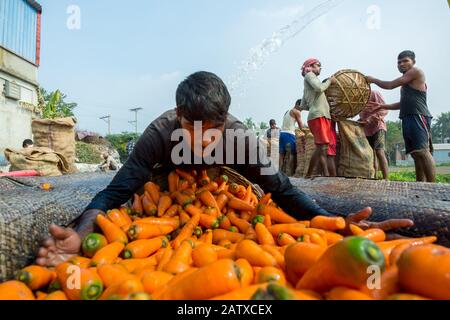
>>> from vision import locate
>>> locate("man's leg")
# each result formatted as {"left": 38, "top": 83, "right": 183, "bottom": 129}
{"left": 327, "top": 156, "right": 336, "bottom": 177}
{"left": 279, "top": 153, "right": 285, "bottom": 173}
{"left": 411, "top": 152, "right": 425, "bottom": 182}
{"left": 319, "top": 145, "right": 330, "bottom": 177}
{"left": 413, "top": 150, "right": 436, "bottom": 183}
{"left": 375, "top": 149, "right": 389, "bottom": 180}
{"left": 306, "top": 147, "right": 321, "bottom": 178}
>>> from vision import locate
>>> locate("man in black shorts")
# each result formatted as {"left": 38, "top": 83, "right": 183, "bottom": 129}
{"left": 367, "top": 50, "right": 435, "bottom": 182}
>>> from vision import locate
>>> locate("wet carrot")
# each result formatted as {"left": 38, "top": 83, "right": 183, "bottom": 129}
{"left": 168, "top": 171, "right": 180, "bottom": 193}
{"left": 257, "top": 204, "right": 297, "bottom": 224}
{"left": 228, "top": 196, "right": 255, "bottom": 211}
{"left": 153, "top": 259, "right": 241, "bottom": 300}
{"left": 171, "top": 212, "right": 200, "bottom": 249}
{"left": 141, "top": 270, "right": 173, "bottom": 294}
{"left": 361, "top": 228, "right": 386, "bottom": 242}
{"left": 175, "top": 169, "right": 196, "bottom": 185}
{"left": 398, "top": 244, "right": 450, "bottom": 300}
{"left": 227, "top": 210, "right": 251, "bottom": 233}
{"left": 323, "top": 231, "right": 344, "bottom": 246}
{"left": 0, "top": 281, "right": 35, "bottom": 300}
{"left": 131, "top": 193, "right": 144, "bottom": 216}
{"left": 199, "top": 213, "right": 220, "bottom": 229}
{"left": 142, "top": 192, "right": 157, "bottom": 216}
{"left": 16, "top": 266, "right": 55, "bottom": 291}
{"left": 127, "top": 223, "right": 175, "bottom": 241}
{"left": 268, "top": 224, "right": 324, "bottom": 238}
{"left": 135, "top": 216, "right": 180, "bottom": 229}
{"left": 310, "top": 233, "right": 327, "bottom": 247}
{"left": 157, "top": 195, "right": 172, "bottom": 217}
{"left": 156, "top": 247, "right": 174, "bottom": 271}
{"left": 97, "top": 264, "right": 133, "bottom": 288}
{"left": 56, "top": 263, "right": 104, "bottom": 300}
{"left": 260, "top": 245, "right": 285, "bottom": 270}
{"left": 256, "top": 266, "right": 286, "bottom": 285}
{"left": 163, "top": 240, "right": 193, "bottom": 275}
{"left": 123, "top": 237, "right": 168, "bottom": 259}
{"left": 377, "top": 236, "right": 437, "bottom": 266}
{"left": 255, "top": 222, "right": 276, "bottom": 246}
{"left": 90, "top": 242, "right": 125, "bottom": 267}
{"left": 107, "top": 208, "right": 131, "bottom": 229}
{"left": 144, "top": 181, "right": 160, "bottom": 204}
{"left": 192, "top": 243, "right": 218, "bottom": 268}
{"left": 310, "top": 216, "right": 346, "bottom": 231}
{"left": 349, "top": 224, "right": 365, "bottom": 236}
{"left": 96, "top": 214, "right": 128, "bottom": 244}
{"left": 235, "top": 240, "right": 278, "bottom": 267}
{"left": 212, "top": 229, "right": 245, "bottom": 244}
{"left": 277, "top": 233, "right": 296, "bottom": 246}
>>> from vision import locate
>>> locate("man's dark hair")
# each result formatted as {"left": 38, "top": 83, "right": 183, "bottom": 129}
{"left": 269, "top": 119, "right": 276, "bottom": 126}
{"left": 398, "top": 50, "right": 415, "bottom": 61}
{"left": 22, "top": 139, "right": 33, "bottom": 148}
{"left": 176, "top": 71, "right": 231, "bottom": 124}
{"left": 295, "top": 99, "right": 302, "bottom": 107}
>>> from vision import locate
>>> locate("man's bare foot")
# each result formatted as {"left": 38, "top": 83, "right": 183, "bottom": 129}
{"left": 35, "top": 224, "right": 82, "bottom": 268}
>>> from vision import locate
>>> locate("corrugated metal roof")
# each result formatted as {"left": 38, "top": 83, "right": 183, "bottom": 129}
{"left": 0, "top": 0, "right": 39, "bottom": 64}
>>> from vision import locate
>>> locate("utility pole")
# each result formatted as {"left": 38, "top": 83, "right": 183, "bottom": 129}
{"left": 100, "top": 115, "right": 111, "bottom": 135}
{"left": 129, "top": 108, "right": 143, "bottom": 135}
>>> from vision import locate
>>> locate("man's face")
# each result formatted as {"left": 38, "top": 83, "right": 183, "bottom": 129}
{"left": 397, "top": 57, "right": 415, "bottom": 74}
{"left": 271, "top": 123, "right": 276, "bottom": 129}
{"left": 311, "top": 62, "right": 322, "bottom": 76}
{"left": 179, "top": 116, "right": 225, "bottom": 158}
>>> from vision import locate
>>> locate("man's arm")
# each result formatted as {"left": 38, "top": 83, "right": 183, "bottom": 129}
{"left": 367, "top": 69, "right": 418, "bottom": 90}
{"left": 306, "top": 73, "right": 331, "bottom": 93}
{"left": 290, "top": 109, "right": 303, "bottom": 129}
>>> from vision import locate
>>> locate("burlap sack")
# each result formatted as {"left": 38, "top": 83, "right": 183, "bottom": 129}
{"left": 31, "top": 117, "right": 77, "bottom": 173}
{"left": 337, "top": 120, "right": 375, "bottom": 179}
{"left": 4, "top": 147, "right": 69, "bottom": 176}
{"left": 295, "top": 128, "right": 315, "bottom": 177}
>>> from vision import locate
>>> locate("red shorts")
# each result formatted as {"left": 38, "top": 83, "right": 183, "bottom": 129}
{"left": 308, "top": 117, "right": 336, "bottom": 156}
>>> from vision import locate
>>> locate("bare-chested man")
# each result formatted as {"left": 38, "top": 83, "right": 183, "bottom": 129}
{"left": 367, "top": 50, "right": 435, "bottom": 182}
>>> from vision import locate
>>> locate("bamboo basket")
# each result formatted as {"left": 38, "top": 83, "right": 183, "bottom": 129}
{"left": 325, "top": 69, "right": 371, "bottom": 119}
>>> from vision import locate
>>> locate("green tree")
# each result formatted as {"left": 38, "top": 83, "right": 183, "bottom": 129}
{"left": 385, "top": 120, "right": 404, "bottom": 165}
{"left": 243, "top": 118, "right": 257, "bottom": 130}
{"left": 432, "top": 112, "right": 450, "bottom": 143}
{"left": 38, "top": 88, "right": 77, "bottom": 119}
{"left": 259, "top": 122, "right": 269, "bottom": 130}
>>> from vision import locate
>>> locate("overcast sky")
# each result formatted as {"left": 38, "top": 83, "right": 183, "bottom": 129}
{"left": 39, "top": 0, "right": 450, "bottom": 135}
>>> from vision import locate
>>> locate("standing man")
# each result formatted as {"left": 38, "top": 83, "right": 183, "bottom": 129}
{"left": 300, "top": 58, "right": 337, "bottom": 178}
{"left": 279, "top": 100, "right": 303, "bottom": 175}
{"left": 367, "top": 50, "right": 435, "bottom": 182}
{"left": 359, "top": 90, "right": 389, "bottom": 180}
{"left": 266, "top": 119, "right": 280, "bottom": 139}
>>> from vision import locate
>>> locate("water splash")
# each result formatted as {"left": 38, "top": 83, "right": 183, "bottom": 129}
{"left": 229, "top": 0, "right": 344, "bottom": 95}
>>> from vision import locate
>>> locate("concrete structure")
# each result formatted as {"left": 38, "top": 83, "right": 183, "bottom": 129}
{"left": 0, "top": 0, "right": 42, "bottom": 165}
{"left": 397, "top": 143, "right": 450, "bottom": 166}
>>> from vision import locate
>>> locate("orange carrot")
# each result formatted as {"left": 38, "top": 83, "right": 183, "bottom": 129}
{"left": 157, "top": 195, "right": 172, "bottom": 217}
{"left": 198, "top": 190, "right": 220, "bottom": 212}
{"left": 323, "top": 231, "right": 344, "bottom": 246}
{"left": 172, "top": 212, "right": 201, "bottom": 249}
{"left": 377, "top": 236, "right": 437, "bottom": 266}
{"left": 199, "top": 213, "right": 220, "bottom": 229}
{"left": 196, "top": 182, "right": 219, "bottom": 194}
{"left": 90, "top": 242, "right": 125, "bottom": 267}
{"left": 123, "top": 237, "right": 168, "bottom": 259}
{"left": 142, "top": 192, "right": 158, "bottom": 216}
{"left": 257, "top": 204, "right": 296, "bottom": 224}
{"left": 97, "top": 264, "right": 134, "bottom": 288}
{"left": 268, "top": 224, "right": 324, "bottom": 238}
{"left": 144, "top": 181, "right": 160, "bottom": 204}
{"left": 277, "top": 233, "right": 296, "bottom": 246}
{"left": 16, "top": 266, "right": 55, "bottom": 291}
{"left": 259, "top": 193, "right": 272, "bottom": 205}
{"left": 284, "top": 242, "right": 326, "bottom": 286}
{"left": 107, "top": 208, "right": 131, "bottom": 229}
{"left": 136, "top": 216, "right": 180, "bottom": 229}
{"left": 244, "top": 225, "right": 258, "bottom": 242}
{"left": 163, "top": 240, "right": 194, "bottom": 275}
{"left": 260, "top": 245, "right": 285, "bottom": 270}
{"left": 96, "top": 214, "right": 128, "bottom": 244}
{"left": 156, "top": 247, "right": 174, "bottom": 272}
{"left": 198, "top": 169, "right": 210, "bottom": 186}
{"left": 255, "top": 222, "right": 276, "bottom": 246}
{"left": 127, "top": 223, "right": 175, "bottom": 241}
{"left": 165, "top": 204, "right": 179, "bottom": 217}
{"left": 179, "top": 207, "right": 191, "bottom": 226}
{"left": 56, "top": 263, "right": 103, "bottom": 300}
{"left": 349, "top": 224, "right": 365, "bottom": 236}
{"left": 235, "top": 240, "right": 278, "bottom": 267}
{"left": 256, "top": 266, "right": 286, "bottom": 285}
{"left": 0, "top": 280, "right": 35, "bottom": 300}
{"left": 228, "top": 196, "right": 255, "bottom": 211}
{"left": 235, "top": 258, "right": 254, "bottom": 287}
{"left": 175, "top": 169, "right": 196, "bottom": 184}
{"left": 263, "top": 214, "right": 272, "bottom": 228}
{"left": 310, "top": 233, "right": 327, "bottom": 247}
{"left": 310, "top": 216, "right": 346, "bottom": 231}
{"left": 325, "top": 287, "right": 373, "bottom": 300}
{"left": 240, "top": 211, "right": 252, "bottom": 221}
{"left": 168, "top": 171, "right": 180, "bottom": 193}
{"left": 192, "top": 243, "right": 218, "bottom": 268}
{"left": 361, "top": 228, "right": 386, "bottom": 242}
{"left": 177, "top": 179, "right": 190, "bottom": 192}
{"left": 153, "top": 259, "right": 241, "bottom": 300}
{"left": 131, "top": 193, "right": 144, "bottom": 216}
{"left": 44, "top": 290, "right": 68, "bottom": 300}
{"left": 227, "top": 210, "right": 251, "bottom": 233}
{"left": 212, "top": 229, "right": 245, "bottom": 244}
{"left": 141, "top": 270, "right": 174, "bottom": 294}
{"left": 218, "top": 215, "right": 232, "bottom": 230}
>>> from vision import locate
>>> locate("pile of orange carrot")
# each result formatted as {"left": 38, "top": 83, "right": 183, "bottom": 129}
{"left": 0, "top": 169, "right": 448, "bottom": 300}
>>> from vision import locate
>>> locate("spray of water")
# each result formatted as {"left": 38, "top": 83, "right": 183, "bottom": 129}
{"left": 229, "top": 0, "right": 344, "bottom": 95}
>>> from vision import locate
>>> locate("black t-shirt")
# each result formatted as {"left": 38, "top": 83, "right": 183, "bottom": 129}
{"left": 85, "top": 109, "right": 330, "bottom": 219}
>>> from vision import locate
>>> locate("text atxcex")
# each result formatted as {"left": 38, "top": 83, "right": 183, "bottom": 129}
{"left": 177, "top": 304, "right": 273, "bottom": 317}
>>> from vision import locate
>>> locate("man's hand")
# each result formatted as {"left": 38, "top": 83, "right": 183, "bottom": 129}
{"left": 366, "top": 76, "right": 376, "bottom": 84}
{"left": 343, "top": 207, "right": 414, "bottom": 235}
{"left": 35, "top": 225, "right": 82, "bottom": 268}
